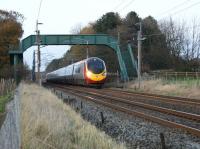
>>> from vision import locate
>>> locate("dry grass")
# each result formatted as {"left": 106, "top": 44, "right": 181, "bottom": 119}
{"left": 127, "top": 79, "right": 200, "bottom": 99}
{"left": 0, "top": 79, "right": 15, "bottom": 96}
{"left": 20, "top": 83, "right": 126, "bottom": 149}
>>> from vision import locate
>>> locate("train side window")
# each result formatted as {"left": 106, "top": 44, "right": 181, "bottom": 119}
{"left": 77, "top": 67, "right": 80, "bottom": 73}
{"left": 75, "top": 65, "right": 80, "bottom": 73}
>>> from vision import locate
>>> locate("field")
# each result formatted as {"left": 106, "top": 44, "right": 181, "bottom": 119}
{"left": 20, "top": 83, "right": 126, "bottom": 149}
{"left": 127, "top": 78, "right": 200, "bottom": 99}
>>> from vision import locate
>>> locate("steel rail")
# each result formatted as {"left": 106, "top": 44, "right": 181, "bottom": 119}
{"left": 59, "top": 85, "right": 200, "bottom": 106}
{"left": 60, "top": 88, "right": 200, "bottom": 137}
{"left": 105, "top": 89, "right": 200, "bottom": 106}
{"left": 108, "top": 88, "right": 200, "bottom": 103}
{"left": 56, "top": 85, "right": 200, "bottom": 122}
{"left": 73, "top": 86, "right": 200, "bottom": 104}
{"left": 117, "top": 89, "right": 200, "bottom": 103}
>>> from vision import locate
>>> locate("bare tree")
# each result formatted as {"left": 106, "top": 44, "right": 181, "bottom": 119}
{"left": 159, "top": 18, "right": 200, "bottom": 71}
{"left": 160, "top": 18, "right": 186, "bottom": 58}
{"left": 70, "top": 23, "right": 83, "bottom": 34}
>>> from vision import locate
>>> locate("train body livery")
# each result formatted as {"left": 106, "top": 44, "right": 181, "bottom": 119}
{"left": 46, "top": 57, "right": 107, "bottom": 86}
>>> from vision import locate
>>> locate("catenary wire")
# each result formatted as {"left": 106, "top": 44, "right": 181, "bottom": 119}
{"left": 113, "top": 0, "right": 126, "bottom": 11}
{"left": 118, "top": 0, "right": 136, "bottom": 12}
{"left": 158, "top": 0, "right": 200, "bottom": 19}
{"left": 157, "top": 0, "right": 191, "bottom": 17}
{"left": 169, "top": 1, "right": 200, "bottom": 16}
{"left": 37, "top": 0, "right": 43, "bottom": 20}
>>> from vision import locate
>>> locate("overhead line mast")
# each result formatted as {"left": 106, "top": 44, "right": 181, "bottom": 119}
{"left": 35, "top": 0, "right": 44, "bottom": 85}
{"left": 36, "top": 20, "right": 42, "bottom": 85}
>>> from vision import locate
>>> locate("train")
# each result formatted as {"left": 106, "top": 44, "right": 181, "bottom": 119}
{"left": 46, "top": 57, "right": 107, "bottom": 87}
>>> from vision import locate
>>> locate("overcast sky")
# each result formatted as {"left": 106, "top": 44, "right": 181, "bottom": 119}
{"left": 1, "top": 0, "right": 200, "bottom": 71}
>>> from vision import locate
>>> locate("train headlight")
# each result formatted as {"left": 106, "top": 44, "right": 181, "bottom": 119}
{"left": 86, "top": 71, "right": 92, "bottom": 78}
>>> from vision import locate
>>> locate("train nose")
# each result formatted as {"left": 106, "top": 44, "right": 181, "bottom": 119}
{"left": 86, "top": 70, "right": 106, "bottom": 82}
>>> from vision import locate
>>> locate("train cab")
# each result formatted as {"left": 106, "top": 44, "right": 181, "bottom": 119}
{"left": 85, "top": 57, "right": 106, "bottom": 84}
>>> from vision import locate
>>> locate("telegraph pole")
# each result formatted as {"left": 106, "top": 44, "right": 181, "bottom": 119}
{"left": 118, "top": 31, "right": 120, "bottom": 44}
{"left": 36, "top": 20, "right": 42, "bottom": 85}
{"left": 32, "top": 51, "right": 36, "bottom": 82}
{"left": 86, "top": 40, "right": 89, "bottom": 59}
{"left": 137, "top": 22, "right": 143, "bottom": 89}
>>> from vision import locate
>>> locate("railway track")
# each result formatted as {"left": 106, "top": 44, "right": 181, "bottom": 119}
{"left": 63, "top": 86, "right": 200, "bottom": 116}
{"left": 46, "top": 83, "right": 200, "bottom": 137}
{"left": 107, "top": 88, "right": 200, "bottom": 106}
{"left": 78, "top": 87, "right": 200, "bottom": 116}
{"left": 56, "top": 85, "right": 200, "bottom": 122}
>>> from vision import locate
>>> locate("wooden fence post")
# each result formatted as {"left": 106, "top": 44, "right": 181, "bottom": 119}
{"left": 100, "top": 112, "right": 105, "bottom": 125}
{"left": 160, "top": 133, "right": 166, "bottom": 149}
{"left": 80, "top": 101, "right": 83, "bottom": 109}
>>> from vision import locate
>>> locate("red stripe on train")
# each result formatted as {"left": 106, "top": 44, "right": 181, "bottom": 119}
{"left": 85, "top": 77, "right": 106, "bottom": 84}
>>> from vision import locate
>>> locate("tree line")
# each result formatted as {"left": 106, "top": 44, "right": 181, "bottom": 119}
{"left": 46, "top": 11, "right": 200, "bottom": 73}
{"left": 0, "top": 9, "right": 199, "bottom": 78}
{"left": 0, "top": 9, "right": 28, "bottom": 78}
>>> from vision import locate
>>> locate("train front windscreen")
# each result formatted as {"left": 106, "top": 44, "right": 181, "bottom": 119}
{"left": 87, "top": 58, "right": 105, "bottom": 74}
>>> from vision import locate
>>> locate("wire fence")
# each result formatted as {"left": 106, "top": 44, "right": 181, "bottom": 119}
{"left": 137, "top": 71, "right": 200, "bottom": 88}
{"left": 149, "top": 72, "right": 200, "bottom": 80}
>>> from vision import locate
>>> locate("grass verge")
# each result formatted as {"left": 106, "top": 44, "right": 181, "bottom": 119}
{"left": 20, "top": 83, "right": 126, "bottom": 149}
{"left": 0, "top": 94, "right": 12, "bottom": 129}
{"left": 0, "top": 78, "right": 15, "bottom": 113}
{"left": 127, "top": 78, "right": 200, "bottom": 99}
{"left": 0, "top": 94, "right": 12, "bottom": 113}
